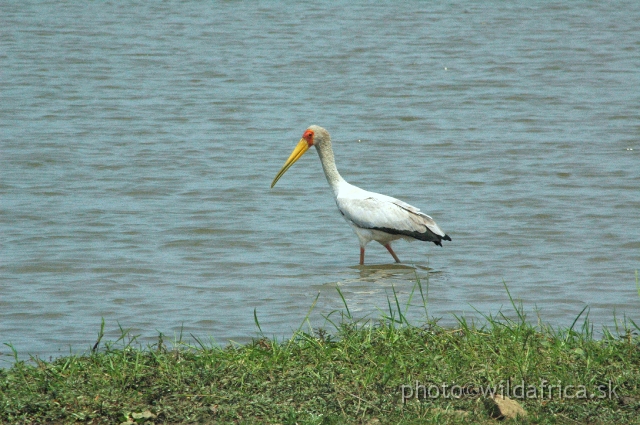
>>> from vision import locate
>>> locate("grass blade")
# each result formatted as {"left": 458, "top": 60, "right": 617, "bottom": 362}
{"left": 336, "top": 285, "right": 352, "bottom": 320}
{"left": 254, "top": 308, "right": 264, "bottom": 335}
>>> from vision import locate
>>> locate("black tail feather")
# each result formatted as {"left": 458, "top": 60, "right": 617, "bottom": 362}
{"left": 433, "top": 234, "right": 451, "bottom": 247}
{"left": 372, "top": 225, "right": 451, "bottom": 247}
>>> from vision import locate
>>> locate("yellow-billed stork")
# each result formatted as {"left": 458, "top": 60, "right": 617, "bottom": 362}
{"left": 271, "top": 125, "right": 451, "bottom": 265}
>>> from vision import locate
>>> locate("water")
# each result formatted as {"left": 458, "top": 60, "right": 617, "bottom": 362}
{"left": 1, "top": 1, "right": 639, "bottom": 363}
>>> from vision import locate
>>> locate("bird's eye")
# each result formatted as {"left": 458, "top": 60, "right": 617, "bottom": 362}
{"left": 303, "top": 130, "right": 314, "bottom": 141}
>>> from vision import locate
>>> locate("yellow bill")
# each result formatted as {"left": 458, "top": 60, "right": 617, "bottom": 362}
{"left": 271, "top": 139, "right": 310, "bottom": 188}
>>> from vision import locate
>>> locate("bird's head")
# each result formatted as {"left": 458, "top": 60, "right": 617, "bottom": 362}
{"left": 271, "top": 125, "right": 330, "bottom": 188}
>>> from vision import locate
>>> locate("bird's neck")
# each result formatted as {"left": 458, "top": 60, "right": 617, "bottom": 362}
{"left": 315, "top": 139, "right": 344, "bottom": 197}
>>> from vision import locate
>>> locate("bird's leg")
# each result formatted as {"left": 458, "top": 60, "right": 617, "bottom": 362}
{"left": 360, "top": 247, "right": 365, "bottom": 265}
{"left": 384, "top": 244, "right": 401, "bottom": 263}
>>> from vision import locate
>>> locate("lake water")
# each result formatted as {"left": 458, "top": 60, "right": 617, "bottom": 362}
{"left": 1, "top": 1, "right": 639, "bottom": 363}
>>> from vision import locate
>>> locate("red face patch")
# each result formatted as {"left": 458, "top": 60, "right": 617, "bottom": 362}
{"left": 302, "top": 129, "right": 314, "bottom": 146}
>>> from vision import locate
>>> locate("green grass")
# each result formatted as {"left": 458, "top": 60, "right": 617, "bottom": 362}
{"left": 1, "top": 277, "right": 639, "bottom": 424}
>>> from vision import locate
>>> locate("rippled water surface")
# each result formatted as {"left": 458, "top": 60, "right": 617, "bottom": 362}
{"left": 2, "top": 1, "right": 639, "bottom": 362}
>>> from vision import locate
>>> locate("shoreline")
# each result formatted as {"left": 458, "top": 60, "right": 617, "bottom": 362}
{"left": 1, "top": 284, "right": 639, "bottom": 424}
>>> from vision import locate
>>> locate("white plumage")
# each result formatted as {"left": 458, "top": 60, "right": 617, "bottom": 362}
{"left": 271, "top": 125, "right": 451, "bottom": 265}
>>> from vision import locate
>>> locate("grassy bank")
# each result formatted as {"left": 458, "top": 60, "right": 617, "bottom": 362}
{"left": 1, "top": 281, "right": 639, "bottom": 424}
